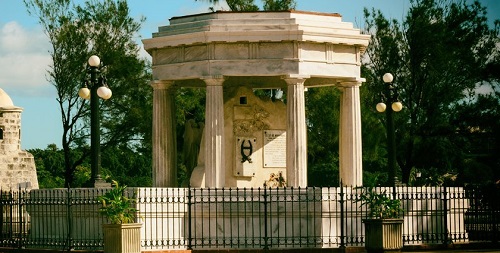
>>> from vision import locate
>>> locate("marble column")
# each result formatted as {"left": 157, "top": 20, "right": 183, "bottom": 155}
{"left": 203, "top": 76, "right": 225, "bottom": 188}
{"left": 338, "top": 81, "right": 363, "bottom": 187}
{"left": 151, "top": 80, "right": 177, "bottom": 187}
{"left": 284, "top": 77, "right": 308, "bottom": 187}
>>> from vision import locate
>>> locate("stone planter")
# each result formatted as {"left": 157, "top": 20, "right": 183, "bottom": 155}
{"left": 363, "top": 218, "right": 403, "bottom": 253}
{"left": 103, "top": 223, "right": 142, "bottom": 253}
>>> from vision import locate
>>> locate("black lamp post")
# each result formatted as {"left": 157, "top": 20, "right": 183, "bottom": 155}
{"left": 78, "top": 55, "right": 112, "bottom": 187}
{"left": 376, "top": 73, "right": 403, "bottom": 187}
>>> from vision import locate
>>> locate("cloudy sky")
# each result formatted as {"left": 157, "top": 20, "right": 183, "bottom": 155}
{"left": 0, "top": 0, "right": 498, "bottom": 150}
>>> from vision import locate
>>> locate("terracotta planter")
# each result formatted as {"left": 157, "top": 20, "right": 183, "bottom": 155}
{"left": 103, "top": 223, "right": 142, "bottom": 253}
{"left": 363, "top": 218, "right": 403, "bottom": 253}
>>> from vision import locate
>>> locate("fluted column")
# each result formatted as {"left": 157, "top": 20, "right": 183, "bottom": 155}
{"left": 339, "top": 81, "right": 363, "bottom": 186}
{"left": 284, "top": 77, "right": 308, "bottom": 187}
{"left": 203, "top": 76, "right": 225, "bottom": 188}
{"left": 151, "top": 80, "right": 177, "bottom": 187}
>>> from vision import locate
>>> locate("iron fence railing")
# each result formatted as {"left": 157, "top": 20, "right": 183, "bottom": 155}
{"left": 0, "top": 185, "right": 498, "bottom": 251}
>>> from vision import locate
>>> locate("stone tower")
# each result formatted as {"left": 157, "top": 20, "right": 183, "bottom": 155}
{"left": 0, "top": 88, "right": 38, "bottom": 189}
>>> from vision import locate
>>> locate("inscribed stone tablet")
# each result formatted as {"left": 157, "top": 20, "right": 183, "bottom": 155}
{"left": 263, "top": 130, "right": 286, "bottom": 168}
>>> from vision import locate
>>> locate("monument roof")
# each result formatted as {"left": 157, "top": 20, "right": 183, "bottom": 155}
{"left": 145, "top": 10, "right": 369, "bottom": 49}
{"left": 144, "top": 10, "right": 370, "bottom": 86}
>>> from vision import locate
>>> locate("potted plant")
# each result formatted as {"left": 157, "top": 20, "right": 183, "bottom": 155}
{"left": 97, "top": 180, "right": 142, "bottom": 253}
{"left": 357, "top": 187, "right": 404, "bottom": 253}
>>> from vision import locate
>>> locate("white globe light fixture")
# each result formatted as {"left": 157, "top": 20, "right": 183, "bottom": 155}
{"left": 377, "top": 72, "right": 404, "bottom": 188}
{"left": 392, "top": 101, "right": 403, "bottom": 112}
{"left": 97, "top": 86, "right": 112, "bottom": 100}
{"left": 376, "top": 102, "right": 387, "bottom": 112}
{"left": 88, "top": 55, "right": 101, "bottom": 67}
{"left": 78, "top": 55, "right": 112, "bottom": 187}
{"left": 78, "top": 87, "right": 91, "bottom": 100}
{"left": 383, "top": 72, "right": 394, "bottom": 83}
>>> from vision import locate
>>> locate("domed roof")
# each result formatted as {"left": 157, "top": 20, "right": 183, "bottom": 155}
{"left": 0, "top": 88, "right": 14, "bottom": 107}
{"left": 0, "top": 88, "right": 22, "bottom": 112}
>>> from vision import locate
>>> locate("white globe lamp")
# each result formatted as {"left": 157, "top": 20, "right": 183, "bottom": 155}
{"left": 392, "top": 101, "right": 403, "bottom": 112}
{"left": 88, "top": 55, "right": 101, "bottom": 67}
{"left": 78, "top": 87, "right": 91, "bottom": 100}
{"left": 376, "top": 102, "right": 387, "bottom": 113}
{"left": 97, "top": 86, "right": 112, "bottom": 100}
{"left": 383, "top": 73, "right": 393, "bottom": 83}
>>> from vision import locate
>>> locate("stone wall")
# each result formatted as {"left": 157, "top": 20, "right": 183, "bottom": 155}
{"left": 0, "top": 107, "right": 38, "bottom": 190}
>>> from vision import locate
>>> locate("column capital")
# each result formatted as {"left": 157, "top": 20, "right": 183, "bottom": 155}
{"left": 281, "top": 75, "right": 309, "bottom": 86}
{"left": 201, "top": 75, "right": 225, "bottom": 86}
{"left": 150, "top": 80, "right": 175, "bottom": 90}
{"left": 338, "top": 78, "right": 365, "bottom": 87}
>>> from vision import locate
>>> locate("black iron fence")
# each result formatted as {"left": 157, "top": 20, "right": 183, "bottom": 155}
{"left": 463, "top": 184, "right": 500, "bottom": 243}
{"left": 0, "top": 185, "right": 498, "bottom": 251}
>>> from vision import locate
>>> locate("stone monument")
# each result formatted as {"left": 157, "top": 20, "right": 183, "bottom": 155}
{"left": 143, "top": 11, "right": 370, "bottom": 188}
{"left": 0, "top": 88, "right": 38, "bottom": 189}
{"left": 190, "top": 86, "right": 288, "bottom": 187}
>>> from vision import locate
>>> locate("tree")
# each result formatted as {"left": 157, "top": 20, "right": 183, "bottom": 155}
{"left": 25, "top": 0, "right": 152, "bottom": 187}
{"left": 101, "top": 145, "right": 152, "bottom": 186}
{"left": 29, "top": 144, "right": 65, "bottom": 188}
{"left": 29, "top": 143, "right": 153, "bottom": 188}
{"left": 362, "top": 0, "right": 500, "bottom": 184}
{"left": 196, "top": 0, "right": 295, "bottom": 11}
{"left": 262, "top": 0, "right": 296, "bottom": 10}
{"left": 450, "top": 92, "right": 500, "bottom": 185}
{"left": 305, "top": 87, "right": 340, "bottom": 186}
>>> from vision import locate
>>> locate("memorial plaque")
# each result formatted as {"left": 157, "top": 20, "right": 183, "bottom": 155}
{"left": 263, "top": 130, "right": 286, "bottom": 167}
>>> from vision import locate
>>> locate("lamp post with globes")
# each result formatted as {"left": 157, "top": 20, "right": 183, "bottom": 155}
{"left": 78, "top": 55, "right": 112, "bottom": 187}
{"left": 376, "top": 73, "right": 403, "bottom": 187}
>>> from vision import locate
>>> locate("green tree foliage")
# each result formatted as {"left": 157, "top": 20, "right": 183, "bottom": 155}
{"left": 99, "top": 146, "right": 152, "bottom": 187}
{"left": 175, "top": 88, "right": 206, "bottom": 127}
{"left": 228, "top": 0, "right": 259, "bottom": 11}
{"left": 196, "top": 0, "right": 295, "bottom": 11}
{"left": 450, "top": 92, "right": 500, "bottom": 184}
{"left": 305, "top": 87, "right": 340, "bottom": 186}
{"left": 29, "top": 144, "right": 65, "bottom": 188}
{"left": 305, "top": 85, "right": 390, "bottom": 187}
{"left": 25, "top": 0, "right": 152, "bottom": 187}
{"left": 359, "top": 80, "right": 392, "bottom": 186}
{"left": 262, "top": 0, "right": 296, "bottom": 10}
{"left": 174, "top": 88, "right": 206, "bottom": 185}
{"left": 362, "top": 0, "right": 500, "bottom": 185}
{"left": 31, "top": 144, "right": 152, "bottom": 188}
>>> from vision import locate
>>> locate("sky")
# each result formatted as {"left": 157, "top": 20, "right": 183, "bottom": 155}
{"left": 0, "top": 0, "right": 499, "bottom": 150}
